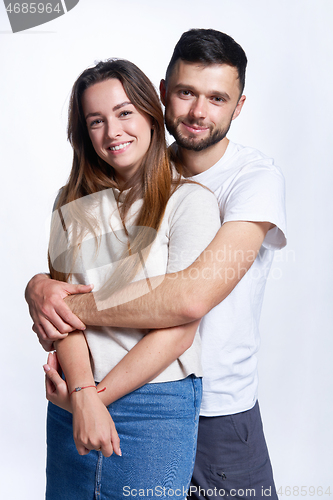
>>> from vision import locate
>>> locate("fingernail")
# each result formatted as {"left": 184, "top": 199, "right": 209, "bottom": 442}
{"left": 118, "top": 447, "right": 122, "bottom": 457}
{"left": 43, "top": 364, "right": 50, "bottom": 372}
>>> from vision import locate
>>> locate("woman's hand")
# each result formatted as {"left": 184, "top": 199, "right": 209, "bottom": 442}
{"left": 71, "top": 389, "right": 121, "bottom": 458}
{"left": 44, "top": 352, "right": 121, "bottom": 457}
{"left": 44, "top": 352, "right": 71, "bottom": 412}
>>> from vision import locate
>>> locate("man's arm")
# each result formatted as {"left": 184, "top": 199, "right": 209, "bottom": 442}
{"left": 27, "top": 220, "right": 273, "bottom": 340}
{"left": 26, "top": 275, "right": 93, "bottom": 350}
{"left": 66, "top": 220, "right": 273, "bottom": 328}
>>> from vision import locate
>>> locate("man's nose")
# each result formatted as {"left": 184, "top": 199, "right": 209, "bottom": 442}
{"left": 190, "top": 96, "right": 207, "bottom": 119}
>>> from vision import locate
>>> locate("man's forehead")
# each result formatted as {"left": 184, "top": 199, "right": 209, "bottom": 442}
{"left": 167, "top": 60, "right": 240, "bottom": 92}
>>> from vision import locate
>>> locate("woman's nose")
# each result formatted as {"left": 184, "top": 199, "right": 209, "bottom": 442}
{"left": 105, "top": 118, "right": 122, "bottom": 139}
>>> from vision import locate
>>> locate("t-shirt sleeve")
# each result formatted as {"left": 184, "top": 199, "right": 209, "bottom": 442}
{"left": 52, "top": 188, "right": 63, "bottom": 212}
{"left": 166, "top": 185, "right": 221, "bottom": 273}
{"left": 223, "top": 165, "right": 287, "bottom": 250}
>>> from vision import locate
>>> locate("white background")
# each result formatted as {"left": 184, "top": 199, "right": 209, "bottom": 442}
{"left": 1, "top": 0, "right": 332, "bottom": 498}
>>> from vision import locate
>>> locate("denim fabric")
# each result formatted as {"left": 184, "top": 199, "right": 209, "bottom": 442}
{"left": 46, "top": 376, "right": 202, "bottom": 499}
{"left": 188, "top": 402, "right": 278, "bottom": 499}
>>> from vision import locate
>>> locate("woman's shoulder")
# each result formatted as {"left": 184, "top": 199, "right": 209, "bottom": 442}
{"left": 164, "top": 180, "right": 220, "bottom": 228}
{"left": 170, "top": 178, "right": 217, "bottom": 205}
{"left": 52, "top": 187, "right": 64, "bottom": 211}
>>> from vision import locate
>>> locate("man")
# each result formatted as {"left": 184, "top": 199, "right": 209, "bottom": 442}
{"left": 27, "top": 29, "right": 286, "bottom": 499}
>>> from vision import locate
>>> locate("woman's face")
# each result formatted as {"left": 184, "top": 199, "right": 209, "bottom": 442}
{"left": 82, "top": 78, "right": 152, "bottom": 186}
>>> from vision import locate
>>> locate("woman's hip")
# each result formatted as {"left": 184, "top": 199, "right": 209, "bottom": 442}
{"left": 109, "top": 374, "right": 202, "bottom": 421}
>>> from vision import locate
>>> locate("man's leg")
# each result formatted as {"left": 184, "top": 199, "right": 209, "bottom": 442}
{"left": 187, "top": 401, "right": 278, "bottom": 499}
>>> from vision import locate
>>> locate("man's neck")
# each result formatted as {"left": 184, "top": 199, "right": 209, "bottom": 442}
{"left": 178, "top": 137, "right": 229, "bottom": 176}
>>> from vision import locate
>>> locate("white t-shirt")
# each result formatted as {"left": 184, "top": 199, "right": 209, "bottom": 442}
{"left": 190, "top": 141, "right": 287, "bottom": 416}
{"left": 58, "top": 183, "right": 220, "bottom": 383}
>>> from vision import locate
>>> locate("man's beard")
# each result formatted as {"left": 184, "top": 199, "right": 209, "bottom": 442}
{"left": 165, "top": 116, "right": 232, "bottom": 152}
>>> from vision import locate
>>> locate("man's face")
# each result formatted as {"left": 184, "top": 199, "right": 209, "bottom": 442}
{"left": 161, "top": 61, "right": 245, "bottom": 152}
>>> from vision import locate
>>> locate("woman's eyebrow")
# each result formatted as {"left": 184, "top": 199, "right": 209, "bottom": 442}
{"left": 85, "top": 111, "right": 101, "bottom": 120}
{"left": 85, "top": 101, "right": 133, "bottom": 120}
{"left": 113, "top": 101, "right": 133, "bottom": 111}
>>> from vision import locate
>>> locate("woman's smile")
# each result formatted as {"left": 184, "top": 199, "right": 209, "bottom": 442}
{"left": 107, "top": 141, "right": 132, "bottom": 152}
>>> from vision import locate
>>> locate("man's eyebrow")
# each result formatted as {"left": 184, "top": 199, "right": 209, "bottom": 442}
{"left": 211, "top": 91, "right": 231, "bottom": 101}
{"left": 173, "top": 84, "right": 231, "bottom": 100}
{"left": 85, "top": 101, "right": 133, "bottom": 120}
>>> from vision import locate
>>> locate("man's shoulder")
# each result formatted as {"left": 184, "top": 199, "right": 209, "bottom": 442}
{"left": 218, "top": 141, "right": 284, "bottom": 183}
{"left": 223, "top": 141, "right": 276, "bottom": 169}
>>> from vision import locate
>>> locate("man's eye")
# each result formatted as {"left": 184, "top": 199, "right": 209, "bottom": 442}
{"left": 180, "top": 90, "right": 192, "bottom": 97}
{"left": 212, "top": 97, "right": 225, "bottom": 103}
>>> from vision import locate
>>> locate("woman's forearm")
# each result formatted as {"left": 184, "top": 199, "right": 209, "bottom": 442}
{"left": 96, "top": 321, "right": 200, "bottom": 406}
{"left": 54, "top": 321, "right": 199, "bottom": 409}
{"left": 53, "top": 331, "right": 121, "bottom": 457}
{"left": 54, "top": 331, "right": 95, "bottom": 394}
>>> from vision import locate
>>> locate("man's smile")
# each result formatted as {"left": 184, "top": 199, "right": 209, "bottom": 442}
{"left": 182, "top": 122, "right": 210, "bottom": 134}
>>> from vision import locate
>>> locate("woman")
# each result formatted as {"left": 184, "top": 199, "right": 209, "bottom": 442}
{"left": 44, "top": 59, "right": 220, "bottom": 499}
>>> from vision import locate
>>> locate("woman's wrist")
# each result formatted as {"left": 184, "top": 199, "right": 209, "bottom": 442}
{"left": 71, "top": 386, "right": 100, "bottom": 411}
{"left": 96, "top": 382, "right": 113, "bottom": 406}
{"left": 70, "top": 385, "right": 98, "bottom": 396}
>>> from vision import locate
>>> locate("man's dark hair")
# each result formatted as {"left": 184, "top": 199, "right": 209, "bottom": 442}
{"left": 165, "top": 29, "right": 247, "bottom": 95}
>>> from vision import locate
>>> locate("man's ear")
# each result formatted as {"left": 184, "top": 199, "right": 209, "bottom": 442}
{"left": 232, "top": 95, "right": 246, "bottom": 121}
{"left": 160, "top": 79, "right": 167, "bottom": 106}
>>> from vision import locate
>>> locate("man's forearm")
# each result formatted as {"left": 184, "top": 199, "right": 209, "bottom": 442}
{"left": 64, "top": 272, "right": 192, "bottom": 329}
{"left": 65, "top": 221, "right": 272, "bottom": 329}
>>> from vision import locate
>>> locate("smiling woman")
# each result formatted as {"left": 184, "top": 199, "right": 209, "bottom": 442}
{"left": 82, "top": 79, "right": 152, "bottom": 187}
{"left": 42, "top": 59, "right": 221, "bottom": 499}
{"left": 58, "top": 59, "right": 176, "bottom": 237}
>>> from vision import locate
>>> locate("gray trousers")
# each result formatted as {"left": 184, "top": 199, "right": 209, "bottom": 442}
{"left": 187, "top": 401, "right": 278, "bottom": 499}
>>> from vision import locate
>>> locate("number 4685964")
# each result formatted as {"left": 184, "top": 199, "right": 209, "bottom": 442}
{"left": 6, "top": 3, "right": 61, "bottom": 14}
{"left": 277, "top": 486, "right": 331, "bottom": 496}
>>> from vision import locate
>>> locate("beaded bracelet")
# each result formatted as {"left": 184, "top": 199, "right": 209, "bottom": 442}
{"left": 69, "top": 385, "right": 106, "bottom": 396}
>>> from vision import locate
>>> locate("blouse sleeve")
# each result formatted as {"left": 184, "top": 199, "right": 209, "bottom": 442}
{"left": 166, "top": 184, "right": 221, "bottom": 273}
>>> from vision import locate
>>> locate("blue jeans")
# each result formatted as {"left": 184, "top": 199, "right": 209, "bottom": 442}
{"left": 46, "top": 376, "right": 202, "bottom": 499}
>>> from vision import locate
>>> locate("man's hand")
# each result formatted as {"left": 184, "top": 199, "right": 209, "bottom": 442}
{"left": 25, "top": 273, "right": 93, "bottom": 351}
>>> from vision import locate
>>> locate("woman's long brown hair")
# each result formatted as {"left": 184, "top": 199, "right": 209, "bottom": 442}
{"left": 48, "top": 59, "right": 183, "bottom": 288}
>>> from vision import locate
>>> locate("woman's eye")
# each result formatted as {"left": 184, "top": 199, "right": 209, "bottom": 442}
{"left": 89, "top": 119, "right": 103, "bottom": 127}
{"left": 120, "top": 110, "right": 132, "bottom": 117}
